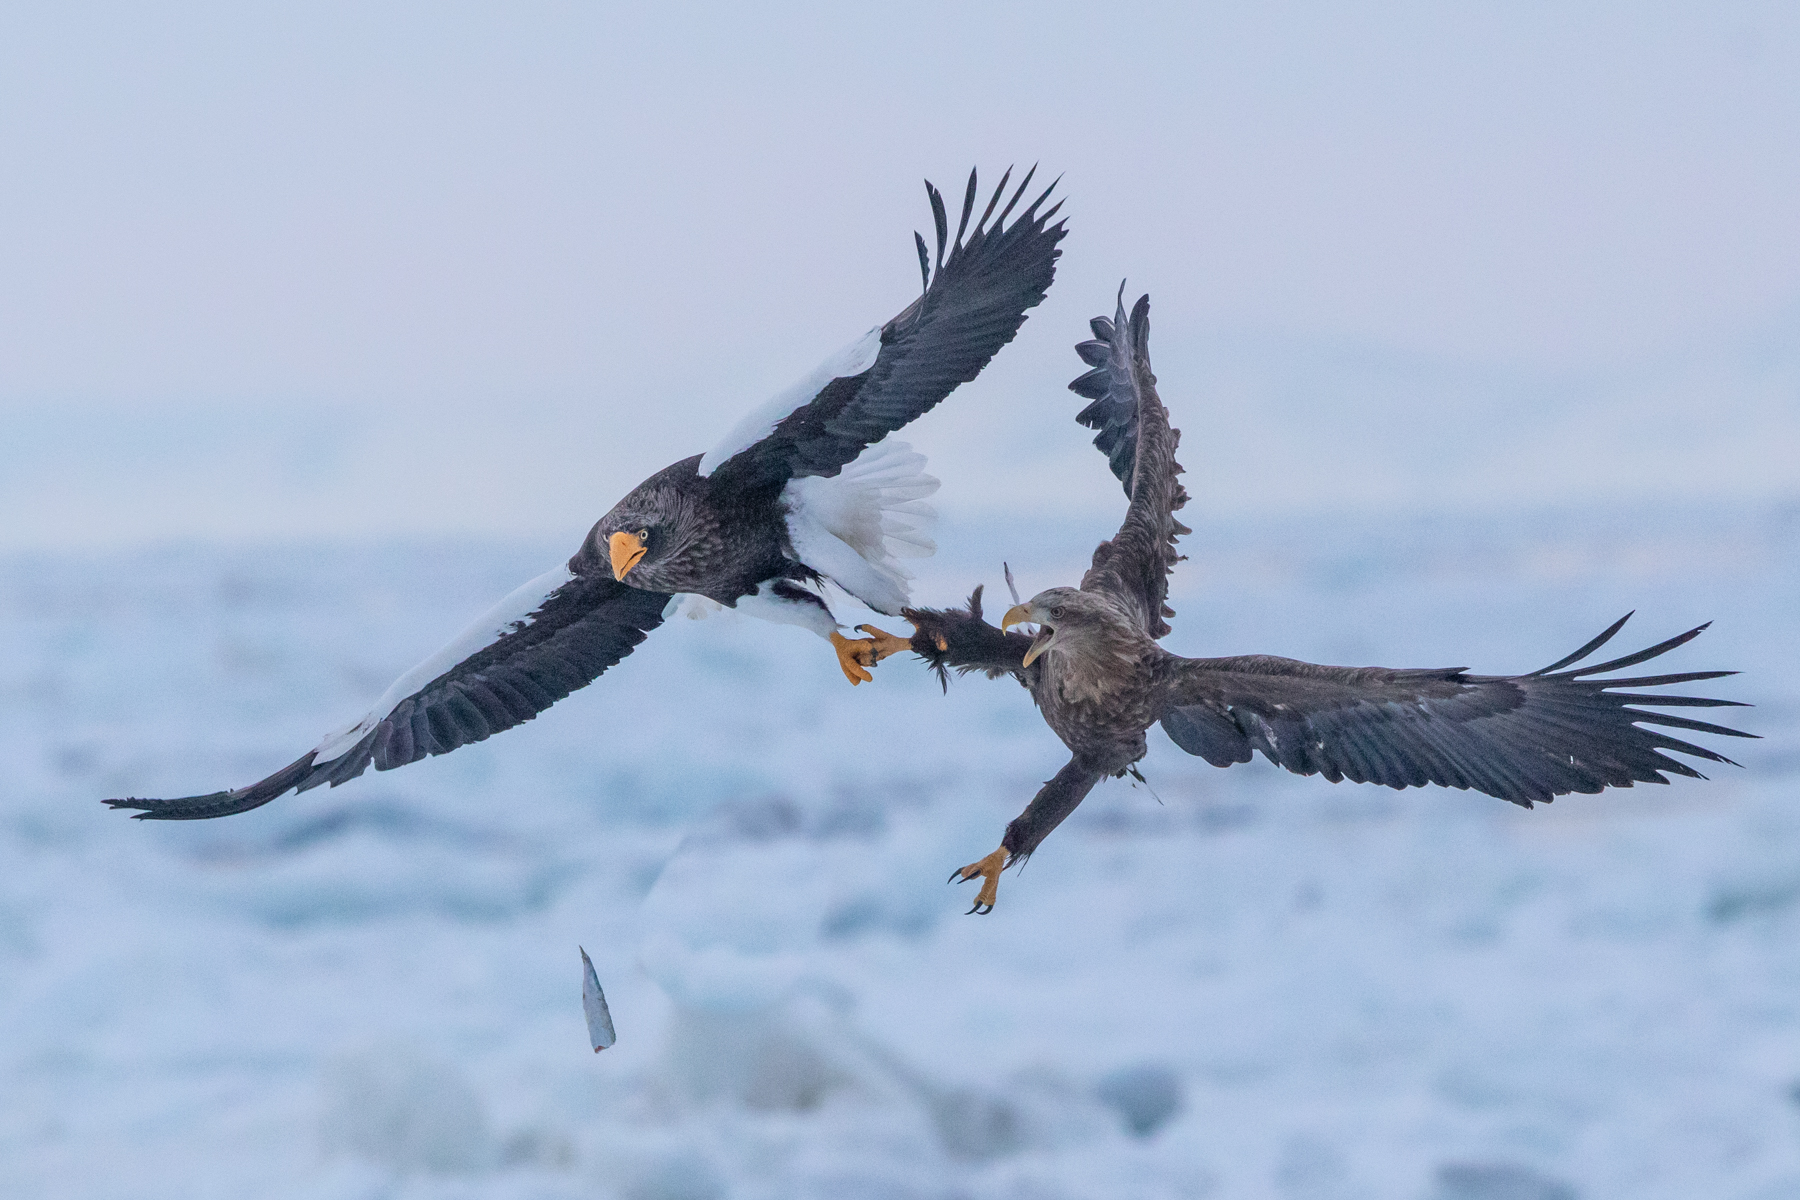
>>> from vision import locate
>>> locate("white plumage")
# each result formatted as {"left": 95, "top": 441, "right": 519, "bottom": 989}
{"left": 310, "top": 564, "right": 575, "bottom": 762}
{"left": 782, "top": 439, "right": 938, "bottom": 618}
{"left": 697, "top": 326, "right": 884, "bottom": 478}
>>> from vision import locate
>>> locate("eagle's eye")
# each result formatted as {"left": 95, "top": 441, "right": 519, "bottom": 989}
{"left": 636, "top": 528, "right": 650, "bottom": 542}
{"left": 1051, "top": 605, "right": 1065, "bottom": 619}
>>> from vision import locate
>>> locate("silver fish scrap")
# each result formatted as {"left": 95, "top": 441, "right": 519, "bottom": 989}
{"left": 579, "top": 945, "right": 617, "bottom": 1052}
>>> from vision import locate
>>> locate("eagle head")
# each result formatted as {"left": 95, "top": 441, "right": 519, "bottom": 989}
{"left": 590, "top": 458, "right": 712, "bottom": 591}
{"left": 1001, "top": 587, "right": 1126, "bottom": 667}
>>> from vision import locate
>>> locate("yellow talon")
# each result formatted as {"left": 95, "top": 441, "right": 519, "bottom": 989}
{"left": 853, "top": 624, "right": 914, "bottom": 661}
{"left": 830, "top": 626, "right": 913, "bottom": 685}
{"left": 949, "top": 846, "right": 1011, "bottom": 914}
{"left": 830, "top": 631, "right": 874, "bottom": 684}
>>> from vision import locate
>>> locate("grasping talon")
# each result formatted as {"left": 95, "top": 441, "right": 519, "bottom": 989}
{"left": 830, "top": 630, "right": 878, "bottom": 684}
{"left": 854, "top": 624, "right": 915, "bottom": 662}
{"left": 830, "top": 625, "right": 914, "bottom": 685}
{"left": 949, "top": 846, "right": 1011, "bottom": 914}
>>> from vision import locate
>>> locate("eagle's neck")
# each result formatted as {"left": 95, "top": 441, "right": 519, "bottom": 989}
{"left": 1047, "top": 621, "right": 1159, "bottom": 706}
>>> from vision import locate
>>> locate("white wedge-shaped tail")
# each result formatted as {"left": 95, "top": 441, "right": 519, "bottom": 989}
{"left": 782, "top": 439, "right": 939, "bottom": 615}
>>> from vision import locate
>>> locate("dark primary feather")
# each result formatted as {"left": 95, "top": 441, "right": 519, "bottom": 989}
{"left": 1070, "top": 309, "right": 1141, "bottom": 487}
{"left": 1158, "top": 614, "right": 1753, "bottom": 808}
{"left": 709, "top": 167, "right": 1067, "bottom": 492}
{"left": 107, "top": 574, "right": 671, "bottom": 820}
{"left": 1074, "top": 292, "right": 1190, "bottom": 640}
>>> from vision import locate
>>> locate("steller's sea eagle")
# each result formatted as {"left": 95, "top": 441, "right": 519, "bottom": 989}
{"left": 865, "top": 290, "right": 1753, "bottom": 913}
{"left": 107, "top": 168, "right": 1065, "bottom": 821}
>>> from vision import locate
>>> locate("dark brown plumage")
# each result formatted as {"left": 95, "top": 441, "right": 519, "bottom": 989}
{"left": 894, "top": 291, "right": 1753, "bottom": 913}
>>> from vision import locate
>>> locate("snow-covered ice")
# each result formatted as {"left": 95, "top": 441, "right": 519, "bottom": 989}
{"left": 3, "top": 501, "right": 1797, "bottom": 1199}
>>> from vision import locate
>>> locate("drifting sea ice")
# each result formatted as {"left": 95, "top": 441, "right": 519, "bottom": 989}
{"left": 1, "top": 500, "right": 1797, "bottom": 1199}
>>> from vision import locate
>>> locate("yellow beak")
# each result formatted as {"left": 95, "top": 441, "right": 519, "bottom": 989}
{"left": 608, "top": 531, "right": 647, "bottom": 581}
{"left": 1003, "top": 604, "right": 1054, "bottom": 668}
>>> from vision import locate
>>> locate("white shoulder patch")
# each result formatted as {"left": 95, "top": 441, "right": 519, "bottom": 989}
{"left": 311, "top": 563, "right": 577, "bottom": 763}
{"left": 698, "top": 325, "right": 883, "bottom": 477}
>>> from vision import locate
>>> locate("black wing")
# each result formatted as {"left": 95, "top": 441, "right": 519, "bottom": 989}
{"left": 107, "top": 570, "right": 672, "bottom": 820}
{"left": 705, "top": 167, "right": 1066, "bottom": 491}
{"left": 1157, "top": 614, "right": 1753, "bottom": 807}
{"left": 1071, "top": 291, "right": 1190, "bottom": 639}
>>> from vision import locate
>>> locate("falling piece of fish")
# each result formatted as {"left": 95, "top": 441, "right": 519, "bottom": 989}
{"left": 579, "top": 946, "right": 616, "bottom": 1052}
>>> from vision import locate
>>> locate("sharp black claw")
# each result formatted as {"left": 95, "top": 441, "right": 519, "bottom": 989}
{"left": 949, "top": 868, "right": 968, "bottom": 884}
{"left": 968, "top": 902, "right": 993, "bottom": 915}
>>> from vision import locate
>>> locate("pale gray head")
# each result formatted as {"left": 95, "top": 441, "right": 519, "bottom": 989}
{"left": 1000, "top": 586, "right": 1130, "bottom": 667}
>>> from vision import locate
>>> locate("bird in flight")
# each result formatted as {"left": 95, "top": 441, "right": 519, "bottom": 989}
{"left": 107, "top": 168, "right": 1066, "bottom": 821}
{"left": 877, "top": 290, "right": 1753, "bottom": 913}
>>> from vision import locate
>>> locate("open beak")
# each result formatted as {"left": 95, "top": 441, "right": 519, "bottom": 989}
{"left": 607, "top": 532, "right": 646, "bottom": 581}
{"left": 1002, "top": 604, "right": 1055, "bottom": 668}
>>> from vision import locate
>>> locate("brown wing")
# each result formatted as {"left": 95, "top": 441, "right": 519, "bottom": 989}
{"left": 1070, "top": 291, "right": 1190, "bottom": 638}
{"left": 1156, "top": 614, "right": 1753, "bottom": 807}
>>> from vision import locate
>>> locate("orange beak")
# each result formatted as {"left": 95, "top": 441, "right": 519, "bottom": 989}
{"left": 608, "top": 531, "right": 646, "bottom": 581}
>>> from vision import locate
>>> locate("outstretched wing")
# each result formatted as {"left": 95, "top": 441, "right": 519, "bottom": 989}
{"left": 1071, "top": 291, "right": 1190, "bottom": 638}
{"left": 107, "top": 566, "right": 672, "bottom": 820}
{"left": 1157, "top": 614, "right": 1753, "bottom": 807}
{"left": 700, "top": 167, "right": 1066, "bottom": 490}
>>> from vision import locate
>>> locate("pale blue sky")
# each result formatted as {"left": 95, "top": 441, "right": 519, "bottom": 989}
{"left": 2, "top": 1, "right": 1796, "bottom": 547}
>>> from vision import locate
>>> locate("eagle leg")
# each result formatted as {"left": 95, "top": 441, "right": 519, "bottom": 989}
{"left": 829, "top": 626, "right": 912, "bottom": 685}
{"left": 947, "top": 759, "right": 1100, "bottom": 912}
{"left": 855, "top": 624, "right": 914, "bottom": 660}
{"left": 949, "top": 846, "right": 1011, "bottom": 914}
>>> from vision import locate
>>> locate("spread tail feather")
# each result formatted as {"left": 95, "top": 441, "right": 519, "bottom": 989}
{"left": 783, "top": 439, "right": 939, "bottom": 614}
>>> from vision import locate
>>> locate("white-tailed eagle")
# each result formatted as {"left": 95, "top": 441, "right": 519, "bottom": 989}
{"left": 872, "top": 291, "right": 1752, "bottom": 913}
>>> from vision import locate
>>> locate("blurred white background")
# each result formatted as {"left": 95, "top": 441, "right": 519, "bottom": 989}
{"left": 4, "top": 4, "right": 1798, "bottom": 1199}
{"left": 3, "top": 1, "right": 1795, "bottom": 546}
